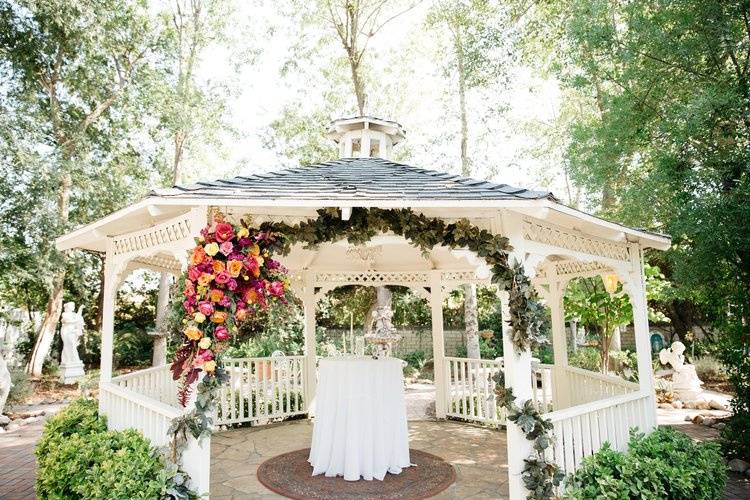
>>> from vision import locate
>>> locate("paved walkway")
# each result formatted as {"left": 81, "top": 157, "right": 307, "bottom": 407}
{"left": 211, "top": 419, "right": 509, "bottom": 499}
{"left": 0, "top": 421, "right": 42, "bottom": 500}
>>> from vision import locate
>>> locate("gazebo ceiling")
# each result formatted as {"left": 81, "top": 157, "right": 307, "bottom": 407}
{"left": 151, "top": 157, "right": 556, "bottom": 202}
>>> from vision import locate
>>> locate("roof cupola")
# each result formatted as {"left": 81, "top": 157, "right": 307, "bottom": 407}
{"left": 328, "top": 116, "right": 406, "bottom": 160}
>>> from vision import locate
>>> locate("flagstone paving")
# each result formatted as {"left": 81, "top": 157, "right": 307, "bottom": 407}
{"left": 210, "top": 419, "right": 510, "bottom": 499}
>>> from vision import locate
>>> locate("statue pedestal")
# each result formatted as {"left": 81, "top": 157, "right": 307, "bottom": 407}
{"left": 59, "top": 361, "right": 85, "bottom": 385}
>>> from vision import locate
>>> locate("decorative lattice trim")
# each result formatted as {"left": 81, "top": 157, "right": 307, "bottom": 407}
{"left": 555, "top": 260, "right": 613, "bottom": 277}
{"left": 314, "top": 271, "right": 430, "bottom": 285}
{"left": 112, "top": 215, "right": 194, "bottom": 256}
{"left": 522, "top": 219, "right": 630, "bottom": 261}
{"left": 130, "top": 255, "right": 182, "bottom": 274}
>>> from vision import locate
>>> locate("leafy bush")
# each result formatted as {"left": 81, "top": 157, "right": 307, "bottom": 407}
{"left": 565, "top": 427, "right": 727, "bottom": 500}
{"left": 721, "top": 411, "right": 750, "bottom": 460}
{"left": 403, "top": 350, "right": 426, "bottom": 368}
{"left": 455, "top": 338, "right": 501, "bottom": 359}
{"left": 36, "top": 398, "right": 194, "bottom": 499}
{"left": 6, "top": 368, "right": 31, "bottom": 407}
{"left": 568, "top": 347, "right": 601, "bottom": 372}
{"left": 608, "top": 350, "right": 638, "bottom": 381}
{"left": 36, "top": 399, "right": 107, "bottom": 459}
{"left": 693, "top": 355, "right": 727, "bottom": 382}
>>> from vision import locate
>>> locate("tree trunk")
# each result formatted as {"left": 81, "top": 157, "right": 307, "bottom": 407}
{"left": 464, "top": 284, "right": 480, "bottom": 359}
{"left": 455, "top": 30, "right": 470, "bottom": 177}
{"left": 28, "top": 172, "right": 71, "bottom": 376}
{"left": 349, "top": 55, "right": 366, "bottom": 115}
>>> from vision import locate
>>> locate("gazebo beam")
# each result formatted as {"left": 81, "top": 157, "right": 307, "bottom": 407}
{"left": 302, "top": 271, "right": 318, "bottom": 414}
{"left": 547, "top": 267, "right": 570, "bottom": 410}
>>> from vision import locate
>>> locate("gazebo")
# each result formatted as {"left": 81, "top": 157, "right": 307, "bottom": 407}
{"left": 56, "top": 116, "right": 670, "bottom": 498}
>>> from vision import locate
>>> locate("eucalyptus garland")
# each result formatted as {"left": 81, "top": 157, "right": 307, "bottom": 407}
{"left": 166, "top": 206, "right": 561, "bottom": 499}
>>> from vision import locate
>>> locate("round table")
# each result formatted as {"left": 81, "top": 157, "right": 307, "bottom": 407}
{"left": 309, "top": 356, "right": 411, "bottom": 481}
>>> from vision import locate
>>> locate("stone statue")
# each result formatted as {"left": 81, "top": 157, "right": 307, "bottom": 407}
{"left": 659, "top": 341, "right": 703, "bottom": 400}
{"left": 59, "top": 302, "right": 85, "bottom": 384}
{"left": 0, "top": 353, "right": 11, "bottom": 416}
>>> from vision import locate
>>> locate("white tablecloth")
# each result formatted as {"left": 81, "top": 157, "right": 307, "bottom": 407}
{"left": 309, "top": 356, "right": 411, "bottom": 481}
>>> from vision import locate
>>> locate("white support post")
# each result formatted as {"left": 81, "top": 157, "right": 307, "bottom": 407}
{"left": 302, "top": 271, "right": 317, "bottom": 415}
{"left": 100, "top": 243, "right": 117, "bottom": 384}
{"left": 500, "top": 290, "right": 535, "bottom": 500}
{"left": 548, "top": 270, "right": 570, "bottom": 410}
{"left": 626, "top": 244, "right": 657, "bottom": 431}
{"left": 430, "top": 271, "right": 447, "bottom": 419}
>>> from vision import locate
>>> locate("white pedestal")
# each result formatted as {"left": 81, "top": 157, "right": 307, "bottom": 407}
{"left": 59, "top": 362, "right": 85, "bottom": 384}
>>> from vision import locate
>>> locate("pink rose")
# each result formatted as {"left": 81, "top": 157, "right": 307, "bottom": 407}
{"left": 220, "top": 240, "right": 234, "bottom": 256}
{"left": 268, "top": 281, "right": 285, "bottom": 297}
{"left": 214, "top": 326, "right": 230, "bottom": 341}
{"left": 214, "top": 222, "right": 234, "bottom": 243}
{"left": 227, "top": 278, "right": 238, "bottom": 291}
{"left": 215, "top": 271, "right": 231, "bottom": 285}
{"left": 198, "top": 349, "right": 214, "bottom": 362}
{"left": 187, "top": 266, "right": 202, "bottom": 282}
{"left": 219, "top": 295, "right": 231, "bottom": 307}
{"left": 198, "top": 301, "right": 214, "bottom": 316}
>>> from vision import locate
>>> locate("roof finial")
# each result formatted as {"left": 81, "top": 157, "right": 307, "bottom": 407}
{"left": 328, "top": 116, "right": 406, "bottom": 160}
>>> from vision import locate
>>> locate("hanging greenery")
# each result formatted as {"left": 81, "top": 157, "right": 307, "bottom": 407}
{"left": 167, "top": 207, "right": 561, "bottom": 499}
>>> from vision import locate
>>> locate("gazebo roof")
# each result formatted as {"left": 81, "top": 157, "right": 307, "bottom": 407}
{"left": 152, "top": 157, "right": 557, "bottom": 203}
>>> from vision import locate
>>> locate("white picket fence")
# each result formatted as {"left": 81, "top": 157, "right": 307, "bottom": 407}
{"left": 217, "top": 356, "right": 307, "bottom": 426}
{"left": 562, "top": 366, "right": 639, "bottom": 407}
{"left": 111, "top": 365, "right": 180, "bottom": 407}
{"left": 444, "top": 358, "right": 555, "bottom": 425}
{"left": 544, "top": 390, "right": 654, "bottom": 476}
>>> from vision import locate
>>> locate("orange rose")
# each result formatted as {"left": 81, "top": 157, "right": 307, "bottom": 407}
{"left": 209, "top": 289, "right": 224, "bottom": 303}
{"left": 235, "top": 308, "right": 249, "bottom": 322}
{"left": 227, "top": 259, "right": 243, "bottom": 278}
{"left": 184, "top": 326, "right": 202, "bottom": 341}
{"left": 245, "top": 289, "right": 258, "bottom": 304}
{"left": 197, "top": 272, "right": 214, "bottom": 286}
{"left": 212, "top": 260, "right": 225, "bottom": 274}
{"left": 190, "top": 246, "right": 206, "bottom": 266}
{"left": 249, "top": 243, "right": 260, "bottom": 256}
{"left": 211, "top": 311, "right": 228, "bottom": 324}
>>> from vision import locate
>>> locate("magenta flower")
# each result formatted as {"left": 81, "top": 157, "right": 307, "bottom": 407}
{"left": 219, "top": 240, "right": 234, "bottom": 256}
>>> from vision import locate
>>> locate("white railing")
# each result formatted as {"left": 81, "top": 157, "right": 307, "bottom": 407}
{"left": 217, "top": 356, "right": 306, "bottom": 426}
{"left": 563, "top": 366, "right": 639, "bottom": 407}
{"left": 111, "top": 365, "right": 179, "bottom": 407}
{"left": 445, "top": 358, "right": 555, "bottom": 425}
{"left": 533, "top": 363, "right": 554, "bottom": 412}
{"left": 102, "top": 372, "right": 210, "bottom": 496}
{"left": 446, "top": 357, "right": 505, "bottom": 424}
{"left": 100, "top": 380, "right": 182, "bottom": 447}
{"left": 544, "top": 390, "right": 654, "bottom": 476}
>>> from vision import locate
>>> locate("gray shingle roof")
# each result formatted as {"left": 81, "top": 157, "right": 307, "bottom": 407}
{"left": 151, "top": 157, "right": 557, "bottom": 202}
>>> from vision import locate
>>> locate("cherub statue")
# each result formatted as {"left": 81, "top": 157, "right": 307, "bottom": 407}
{"left": 659, "top": 341, "right": 703, "bottom": 400}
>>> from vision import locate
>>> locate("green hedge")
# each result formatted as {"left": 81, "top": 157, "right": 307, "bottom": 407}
{"left": 35, "top": 399, "right": 194, "bottom": 500}
{"left": 564, "top": 427, "right": 727, "bottom": 500}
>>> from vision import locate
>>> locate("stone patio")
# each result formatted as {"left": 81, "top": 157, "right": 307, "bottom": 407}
{"left": 210, "top": 419, "right": 509, "bottom": 499}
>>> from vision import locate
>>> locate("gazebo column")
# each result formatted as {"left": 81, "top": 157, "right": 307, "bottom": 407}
{"left": 302, "top": 272, "right": 318, "bottom": 414}
{"left": 625, "top": 245, "right": 657, "bottom": 431}
{"left": 430, "top": 271, "right": 447, "bottom": 418}
{"left": 500, "top": 289, "right": 535, "bottom": 499}
{"left": 99, "top": 247, "right": 117, "bottom": 384}
{"left": 547, "top": 272, "right": 570, "bottom": 410}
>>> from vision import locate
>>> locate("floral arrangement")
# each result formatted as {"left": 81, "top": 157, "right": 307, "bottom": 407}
{"left": 170, "top": 215, "right": 289, "bottom": 405}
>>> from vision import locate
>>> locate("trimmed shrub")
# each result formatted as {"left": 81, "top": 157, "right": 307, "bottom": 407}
{"left": 693, "top": 355, "right": 727, "bottom": 382}
{"left": 36, "top": 398, "right": 193, "bottom": 500}
{"left": 564, "top": 427, "right": 727, "bottom": 500}
{"left": 6, "top": 368, "right": 31, "bottom": 407}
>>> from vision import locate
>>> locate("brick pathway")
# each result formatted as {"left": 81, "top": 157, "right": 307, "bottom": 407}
{"left": 0, "top": 421, "right": 42, "bottom": 500}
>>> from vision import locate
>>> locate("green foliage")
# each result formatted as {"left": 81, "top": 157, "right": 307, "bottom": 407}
{"left": 568, "top": 347, "right": 601, "bottom": 372}
{"left": 36, "top": 399, "right": 107, "bottom": 460}
{"left": 456, "top": 337, "right": 502, "bottom": 359}
{"left": 6, "top": 367, "right": 31, "bottom": 407}
{"left": 721, "top": 411, "right": 750, "bottom": 461}
{"left": 565, "top": 428, "right": 727, "bottom": 500}
{"left": 402, "top": 350, "right": 427, "bottom": 369}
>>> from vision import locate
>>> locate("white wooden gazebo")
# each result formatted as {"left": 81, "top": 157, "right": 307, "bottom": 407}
{"left": 56, "top": 116, "right": 670, "bottom": 498}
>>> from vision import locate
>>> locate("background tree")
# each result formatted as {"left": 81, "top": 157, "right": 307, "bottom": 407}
{"left": 0, "top": 0, "right": 164, "bottom": 375}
